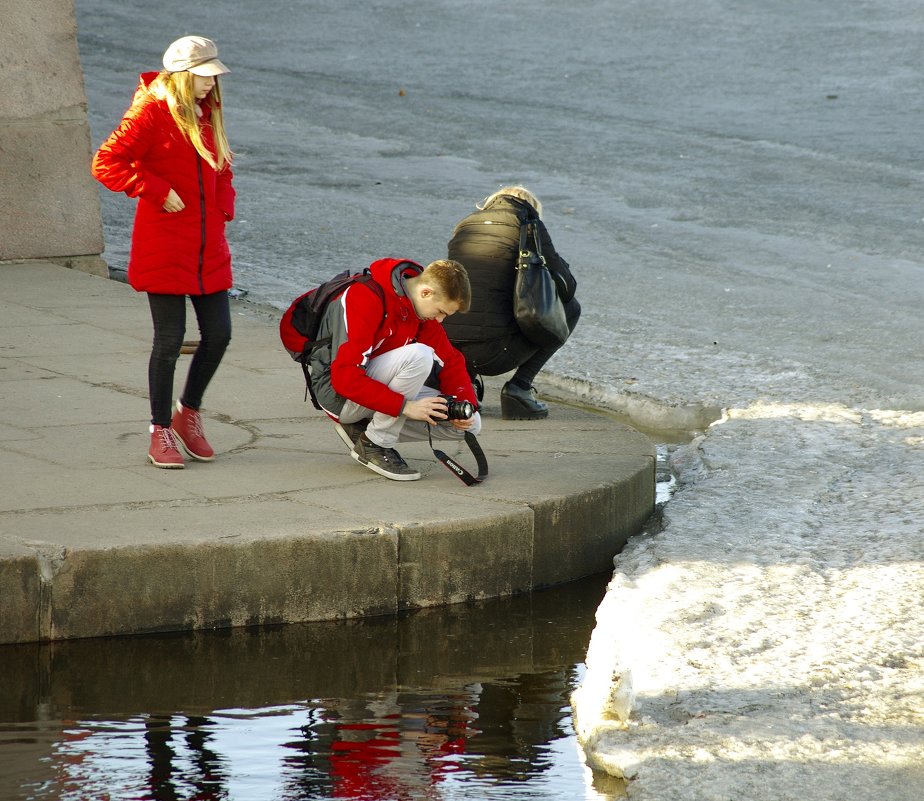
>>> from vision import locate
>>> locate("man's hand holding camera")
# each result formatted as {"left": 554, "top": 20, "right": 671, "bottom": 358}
{"left": 403, "top": 395, "right": 476, "bottom": 431}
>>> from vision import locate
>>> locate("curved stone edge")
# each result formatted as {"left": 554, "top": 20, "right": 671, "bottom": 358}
{"left": 0, "top": 457, "right": 654, "bottom": 644}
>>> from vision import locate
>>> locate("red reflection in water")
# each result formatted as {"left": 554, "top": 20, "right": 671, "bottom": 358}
{"left": 327, "top": 704, "right": 478, "bottom": 800}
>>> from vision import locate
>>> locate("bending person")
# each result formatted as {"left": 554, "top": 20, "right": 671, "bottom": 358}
{"left": 443, "top": 186, "right": 580, "bottom": 420}
{"left": 310, "top": 258, "right": 481, "bottom": 482}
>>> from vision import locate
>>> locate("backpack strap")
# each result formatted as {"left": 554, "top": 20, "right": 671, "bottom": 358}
{"left": 299, "top": 270, "right": 387, "bottom": 410}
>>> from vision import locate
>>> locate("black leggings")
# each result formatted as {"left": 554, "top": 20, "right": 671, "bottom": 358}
{"left": 147, "top": 292, "right": 232, "bottom": 427}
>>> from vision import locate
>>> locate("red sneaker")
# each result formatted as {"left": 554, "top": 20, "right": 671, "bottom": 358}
{"left": 170, "top": 400, "right": 215, "bottom": 461}
{"left": 149, "top": 424, "right": 184, "bottom": 469}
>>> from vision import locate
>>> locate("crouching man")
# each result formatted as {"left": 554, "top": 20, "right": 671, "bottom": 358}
{"left": 310, "top": 258, "right": 482, "bottom": 481}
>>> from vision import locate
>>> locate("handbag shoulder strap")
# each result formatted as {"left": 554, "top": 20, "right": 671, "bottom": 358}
{"left": 518, "top": 214, "right": 530, "bottom": 254}
{"left": 517, "top": 213, "right": 544, "bottom": 262}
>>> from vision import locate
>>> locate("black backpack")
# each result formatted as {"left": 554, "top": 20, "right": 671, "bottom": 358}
{"left": 279, "top": 269, "right": 385, "bottom": 410}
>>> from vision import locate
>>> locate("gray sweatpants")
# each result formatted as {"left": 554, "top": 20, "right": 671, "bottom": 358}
{"left": 338, "top": 343, "right": 482, "bottom": 448}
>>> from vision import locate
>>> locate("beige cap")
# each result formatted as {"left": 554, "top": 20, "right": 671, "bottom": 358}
{"left": 162, "top": 35, "right": 229, "bottom": 76}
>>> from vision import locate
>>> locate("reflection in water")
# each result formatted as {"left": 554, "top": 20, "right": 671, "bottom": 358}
{"left": 1, "top": 575, "right": 627, "bottom": 800}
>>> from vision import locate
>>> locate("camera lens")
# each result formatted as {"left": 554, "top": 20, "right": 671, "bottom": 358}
{"left": 440, "top": 395, "right": 475, "bottom": 420}
{"left": 447, "top": 398, "right": 474, "bottom": 420}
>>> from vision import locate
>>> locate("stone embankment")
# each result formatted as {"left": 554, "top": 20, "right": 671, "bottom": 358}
{"left": 0, "top": 261, "right": 656, "bottom": 646}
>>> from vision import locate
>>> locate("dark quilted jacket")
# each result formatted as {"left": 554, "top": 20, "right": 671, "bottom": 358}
{"left": 443, "top": 195, "right": 575, "bottom": 344}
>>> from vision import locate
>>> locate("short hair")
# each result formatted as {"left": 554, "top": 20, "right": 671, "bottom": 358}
{"left": 422, "top": 259, "right": 471, "bottom": 312}
{"left": 478, "top": 185, "right": 542, "bottom": 218}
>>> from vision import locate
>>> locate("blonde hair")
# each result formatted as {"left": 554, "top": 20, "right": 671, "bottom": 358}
{"left": 478, "top": 185, "right": 542, "bottom": 218}
{"left": 422, "top": 259, "right": 471, "bottom": 312}
{"left": 147, "top": 71, "right": 232, "bottom": 170}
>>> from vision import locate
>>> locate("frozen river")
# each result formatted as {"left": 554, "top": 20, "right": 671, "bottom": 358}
{"left": 78, "top": 0, "right": 924, "bottom": 419}
{"left": 77, "top": 1, "right": 924, "bottom": 797}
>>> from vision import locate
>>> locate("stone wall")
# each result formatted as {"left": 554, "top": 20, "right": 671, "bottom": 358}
{"left": 0, "top": 0, "right": 105, "bottom": 273}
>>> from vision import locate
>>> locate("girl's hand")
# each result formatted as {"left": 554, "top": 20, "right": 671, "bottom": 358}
{"left": 163, "top": 188, "right": 185, "bottom": 213}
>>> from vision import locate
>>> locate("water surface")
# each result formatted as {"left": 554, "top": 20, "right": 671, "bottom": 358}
{"left": 1, "top": 575, "right": 627, "bottom": 801}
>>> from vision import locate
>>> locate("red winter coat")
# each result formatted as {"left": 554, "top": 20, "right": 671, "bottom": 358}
{"left": 91, "top": 72, "right": 235, "bottom": 295}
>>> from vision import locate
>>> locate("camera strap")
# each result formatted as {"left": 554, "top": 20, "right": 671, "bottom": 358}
{"left": 427, "top": 426, "right": 488, "bottom": 486}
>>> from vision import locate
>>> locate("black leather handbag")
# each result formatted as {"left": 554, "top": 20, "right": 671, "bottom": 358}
{"left": 512, "top": 218, "right": 570, "bottom": 347}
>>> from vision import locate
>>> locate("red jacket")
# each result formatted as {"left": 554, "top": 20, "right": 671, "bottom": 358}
{"left": 91, "top": 72, "right": 235, "bottom": 295}
{"left": 311, "top": 259, "right": 478, "bottom": 418}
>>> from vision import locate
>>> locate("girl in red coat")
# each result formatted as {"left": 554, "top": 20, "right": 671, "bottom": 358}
{"left": 92, "top": 36, "right": 236, "bottom": 468}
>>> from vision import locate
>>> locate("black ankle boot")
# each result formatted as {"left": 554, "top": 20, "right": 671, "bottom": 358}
{"left": 501, "top": 382, "right": 549, "bottom": 420}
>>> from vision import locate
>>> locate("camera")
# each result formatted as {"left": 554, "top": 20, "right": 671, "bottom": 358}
{"left": 439, "top": 394, "right": 475, "bottom": 421}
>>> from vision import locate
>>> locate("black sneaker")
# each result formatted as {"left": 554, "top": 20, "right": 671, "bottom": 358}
{"left": 334, "top": 419, "right": 368, "bottom": 451}
{"left": 351, "top": 434, "right": 421, "bottom": 481}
